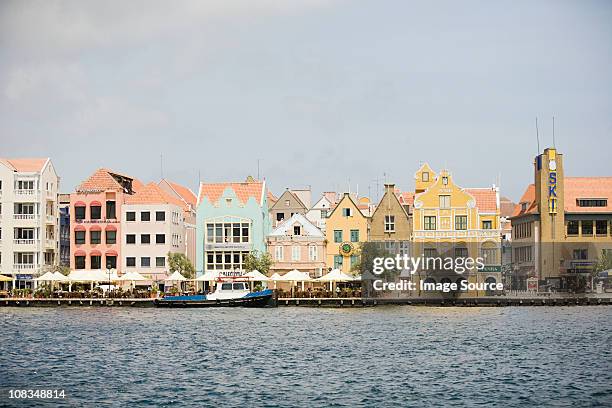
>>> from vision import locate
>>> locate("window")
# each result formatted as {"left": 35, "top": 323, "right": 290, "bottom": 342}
{"left": 126, "top": 212, "right": 136, "bottom": 222}
{"left": 581, "top": 220, "right": 593, "bottom": 236}
{"left": 334, "top": 255, "right": 343, "bottom": 269}
{"left": 90, "top": 205, "right": 101, "bottom": 220}
{"left": 106, "top": 230, "right": 116, "bottom": 244}
{"left": 90, "top": 230, "right": 101, "bottom": 244}
{"left": 309, "top": 245, "right": 318, "bottom": 261}
{"left": 481, "top": 247, "right": 498, "bottom": 265}
{"left": 342, "top": 208, "right": 352, "bottom": 217}
{"left": 566, "top": 221, "right": 579, "bottom": 236}
{"left": 75, "top": 231, "right": 86, "bottom": 245}
{"left": 293, "top": 226, "right": 301, "bottom": 236}
{"left": 285, "top": 200, "right": 290, "bottom": 207}
{"left": 141, "top": 257, "right": 151, "bottom": 267}
{"left": 275, "top": 246, "right": 284, "bottom": 261}
{"left": 455, "top": 216, "right": 468, "bottom": 230}
{"left": 75, "top": 206, "right": 86, "bottom": 220}
{"left": 424, "top": 248, "right": 438, "bottom": 258}
{"left": 482, "top": 220, "right": 492, "bottom": 230}
{"left": 454, "top": 247, "right": 468, "bottom": 258}
{"left": 156, "top": 257, "right": 165, "bottom": 267}
{"left": 424, "top": 216, "right": 436, "bottom": 230}
{"left": 140, "top": 234, "right": 150, "bottom": 244}
{"left": 91, "top": 255, "right": 101, "bottom": 269}
{"left": 350, "top": 229, "right": 359, "bottom": 242}
{"left": 384, "top": 215, "right": 395, "bottom": 232}
{"left": 206, "top": 221, "right": 250, "bottom": 244}
{"left": 350, "top": 255, "right": 359, "bottom": 266}
{"left": 126, "top": 257, "right": 136, "bottom": 267}
{"left": 320, "top": 209, "right": 327, "bottom": 218}
{"left": 276, "top": 212, "right": 284, "bottom": 222}
{"left": 577, "top": 199, "right": 607, "bottom": 207}
{"left": 106, "top": 201, "right": 116, "bottom": 219}
{"left": 442, "top": 176, "right": 448, "bottom": 185}
{"left": 126, "top": 234, "right": 136, "bottom": 244}
{"left": 205, "top": 250, "right": 249, "bottom": 271}
{"left": 514, "top": 246, "right": 532, "bottom": 263}
{"left": 156, "top": 234, "right": 165, "bottom": 244}
{"left": 439, "top": 195, "right": 450, "bottom": 209}
{"left": 75, "top": 256, "right": 86, "bottom": 270}
{"left": 141, "top": 212, "right": 150, "bottom": 221}
{"left": 106, "top": 256, "right": 117, "bottom": 269}
{"left": 573, "top": 249, "right": 588, "bottom": 260}
{"left": 156, "top": 211, "right": 165, "bottom": 221}
{"left": 422, "top": 172, "right": 429, "bottom": 182}
{"left": 521, "top": 203, "right": 527, "bottom": 212}
{"left": 292, "top": 246, "right": 300, "bottom": 261}
{"left": 596, "top": 220, "right": 608, "bottom": 236}
{"left": 334, "top": 230, "right": 343, "bottom": 243}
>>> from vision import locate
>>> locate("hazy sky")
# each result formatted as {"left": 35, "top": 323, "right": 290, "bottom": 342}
{"left": 1, "top": 0, "right": 610, "bottom": 203}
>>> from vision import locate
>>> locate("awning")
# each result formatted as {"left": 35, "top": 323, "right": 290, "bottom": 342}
{"left": 74, "top": 201, "right": 86, "bottom": 207}
{"left": 74, "top": 250, "right": 86, "bottom": 256}
{"left": 105, "top": 225, "right": 117, "bottom": 231}
{"left": 89, "top": 225, "right": 102, "bottom": 231}
{"left": 74, "top": 225, "right": 86, "bottom": 232}
{"left": 105, "top": 250, "right": 118, "bottom": 257}
{"left": 0, "top": 275, "right": 14, "bottom": 282}
{"left": 90, "top": 201, "right": 102, "bottom": 206}
{"left": 90, "top": 250, "right": 102, "bottom": 256}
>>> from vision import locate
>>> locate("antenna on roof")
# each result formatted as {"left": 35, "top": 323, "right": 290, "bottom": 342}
{"left": 535, "top": 117, "right": 540, "bottom": 153}
{"left": 552, "top": 115, "right": 556, "bottom": 148}
{"left": 160, "top": 153, "right": 164, "bottom": 179}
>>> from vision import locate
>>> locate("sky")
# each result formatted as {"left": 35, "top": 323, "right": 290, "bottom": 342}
{"left": 1, "top": 0, "right": 611, "bottom": 203}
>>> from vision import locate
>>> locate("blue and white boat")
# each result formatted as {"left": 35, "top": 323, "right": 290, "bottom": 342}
{"left": 155, "top": 280, "right": 275, "bottom": 308}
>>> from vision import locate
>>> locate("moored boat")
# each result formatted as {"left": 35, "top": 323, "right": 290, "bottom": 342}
{"left": 155, "top": 280, "right": 275, "bottom": 308}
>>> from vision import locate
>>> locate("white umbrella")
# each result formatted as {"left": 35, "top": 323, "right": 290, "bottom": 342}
{"left": 316, "top": 269, "right": 354, "bottom": 291}
{"left": 52, "top": 271, "right": 70, "bottom": 282}
{"left": 195, "top": 271, "right": 220, "bottom": 281}
{"left": 278, "top": 269, "right": 312, "bottom": 291}
{"left": 165, "top": 271, "right": 187, "bottom": 281}
{"left": 34, "top": 271, "right": 56, "bottom": 282}
{"left": 244, "top": 270, "right": 270, "bottom": 281}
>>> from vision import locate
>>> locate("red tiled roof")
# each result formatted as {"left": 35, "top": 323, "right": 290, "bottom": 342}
{"left": 126, "top": 183, "right": 185, "bottom": 206}
{"left": 1, "top": 158, "right": 47, "bottom": 172}
{"left": 500, "top": 196, "right": 516, "bottom": 218}
{"left": 397, "top": 191, "right": 415, "bottom": 206}
{"left": 465, "top": 188, "right": 498, "bottom": 213}
{"left": 163, "top": 179, "right": 197, "bottom": 208}
{"left": 198, "top": 181, "right": 265, "bottom": 206}
{"left": 564, "top": 177, "right": 612, "bottom": 213}
{"left": 267, "top": 190, "right": 278, "bottom": 205}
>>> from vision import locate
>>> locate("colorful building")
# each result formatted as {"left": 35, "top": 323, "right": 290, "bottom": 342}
{"left": 0, "top": 158, "right": 60, "bottom": 288}
{"left": 196, "top": 179, "right": 270, "bottom": 274}
{"left": 411, "top": 164, "right": 502, "bottom": 293}
{"left": 369, "top": 183, "right": 412, "bottom": 256}
{"left": 269, "top": 189, "right": 309, "bottom": 228}
{"left": 325, "top": 192, "right": 369, "bottom": 274}
{"left": 70, "top": 169, "right": 142, "bottom": 272}
{"left": 306, "top": 192, "right": 336, "bottom": 232}
{"left": 267, "top": 213, "right": 326, "bottom": 277}
{"left": 511, "top": 148, "right": 612, "bottom": 290}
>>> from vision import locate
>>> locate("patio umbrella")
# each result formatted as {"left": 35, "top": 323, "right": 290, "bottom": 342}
{"left": 316, "top": 269, "right": 354, "bottom": 291}
{"left": 278, "top": 269, "right": 312, "bottom": 291}
{"left": 244, "top": 270, "right": 270, "bottom": 281}
{"left": 0, "top": 274, "right": 12, "bottom": 291}
{"left": 269, "top": 273, "right": 282, "bottom": 289}
{"left": 165, "top": 271, "right": 187, "bottom": 291}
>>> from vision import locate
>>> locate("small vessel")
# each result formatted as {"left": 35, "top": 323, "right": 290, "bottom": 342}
{"left": 155, "top": 280, "right": 275, "bottom": 308}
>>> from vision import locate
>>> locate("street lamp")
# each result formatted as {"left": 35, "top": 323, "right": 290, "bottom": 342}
{"left": 106, "top": 260, "right": 112, "bottom": 298}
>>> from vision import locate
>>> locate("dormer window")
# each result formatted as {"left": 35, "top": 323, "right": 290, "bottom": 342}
{"left": 422, "top": 172, "right": 429, "bottom": 182}
{"left": 521, "top": 203, "right": 527, "bottom": 212}
{"left": 442, "top": 176, "right": 448, "bottom": 185}
{"left": 225, "top": 198, "right": 232, "bottom": 206}
{"left": 293, "top": 226, "right": 301, "bottom": 236}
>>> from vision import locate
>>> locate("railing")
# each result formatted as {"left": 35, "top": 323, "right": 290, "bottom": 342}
{"left": 14, "top": 189, "right": 39, "bottom": 197}
{"left": 13, "top": 264, "right": 36, "bottom": 270}
{"left": 14, "top": 214, "right": 38, "bottom": 220}
{"left": 45, "top": 239, "right": 56, "bottom": 248}
{"left": 14, "top": 239, "right": 39, "bottom": 245}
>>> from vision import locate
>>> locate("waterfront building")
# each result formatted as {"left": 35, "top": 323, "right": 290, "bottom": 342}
{"left": 158, "top": 179, "right": 198, "bottom": 267}
{"left": 511, "top": 148, "right": 612, "bottom": 290}
{"left": 267, "top": 213, "right": 326, "bottom": 277}
{"left": 305, "top": 192, "right": 336, "bottom": 232}
{"left": 369, "top": 183, "right": 412, "bottom": 256}
{"left": 58, "top": 193, "right": 70, "bottom": 267}
{"left": 411, "top": 164, "right": 502, "bottom": 291}
{"left": 70, "top": 169, "right": 142, "bottom": 272}
{"left": 325, "top": 192, "right": 369, "bottom": 274}
{"left": 196, "top": 179, "right": 270, "bottom": 274}
{"left": 122, "top": 183, "right": 187, "bottom": 281}
{"left": 0, "top": 158, "right": 60, "bottom": 288}
{"left": 269, "top": 188, "right": 309, "bottom": 227}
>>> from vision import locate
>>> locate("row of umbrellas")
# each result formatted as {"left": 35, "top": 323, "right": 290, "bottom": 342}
{"left": 194, "top": 269, "right": 360, "bottom": 283}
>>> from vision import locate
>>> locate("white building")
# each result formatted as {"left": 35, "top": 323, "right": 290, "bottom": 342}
{"left": 121, "top": 183, "right": 187, "bottom": 282}
{"left": 305, "top": 193, "right": 335, "bottom": 232}
{"left": 0, "top": 158, "right": 59, "bottom": 288}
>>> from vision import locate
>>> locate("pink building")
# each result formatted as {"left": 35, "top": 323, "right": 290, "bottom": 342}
{"left": 70, "top": 169, "right": 142, "bottom": 272}
{"left": 267, "top": 213, "right": 327, "bottom": 277}
{"left": 158, "top": 179, "right": 197, "bottom": 267}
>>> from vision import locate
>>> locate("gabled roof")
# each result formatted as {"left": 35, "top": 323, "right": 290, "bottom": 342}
{"left": 159, "top": 179, "right": 197, "bottom": 208}
{"left": 371, "top": 188, "right": 410, "bottom": 219}
{"left": 464, "top": 188, "right": 498, "bottom": 213}
{"left": 327, "top": 192, "right": 368, "bottom": 218}
{"left": 268, "top": 213, "right": 324, "bottom": 237}
{"left": 197, "top": 180, "right": 265, "bottom": 206}
{"left": 126, "top": 182, "right": 185, "bottom": 206}
{"left": 397, "top": 191, "right": 414, "bottom": 206}
{"left": 500, "top": 196, "right": 516, "bottom": 218}
{"left": 76, "top": 168, "right": 143, "bottom": 193}
{"left": 512, "top": 184, "right": 538, "bottom": 217}
{"left": 0, "top": 158, "right": 48, "bottom": 172}
{"left": 310, "top": 194, "right": 332, "bottom": 210}
{"left": 270, "top": 189, "right": 307, "bottom": 210}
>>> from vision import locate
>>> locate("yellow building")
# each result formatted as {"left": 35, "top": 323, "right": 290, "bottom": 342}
{"left": 411, "top": 164, "right": 502, "bottom": 294}
{"left": 325, "top": 193, "right": 369, "bottom": 274}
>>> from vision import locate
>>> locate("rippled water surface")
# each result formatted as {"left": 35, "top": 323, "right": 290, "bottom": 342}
{"left": 1, "top": 306, "right": 611, "bottom": 407}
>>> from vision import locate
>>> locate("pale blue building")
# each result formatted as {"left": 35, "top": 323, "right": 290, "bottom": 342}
{"left": 195, "top": 179, "right": 271, "bottom": 275}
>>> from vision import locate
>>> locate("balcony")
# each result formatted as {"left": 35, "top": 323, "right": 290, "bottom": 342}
{"left": 45, "top": 190, "right": 55, "bottom": 200}
{"left": 46, "top": 214, "right": 56, "bottom": 224}
{"left": 14, "top": 189, "right": 39, "bottom": 200}
{"left": 45, "top": 239, "right": 56, "bottom": 249}
{"left": 13, "top": 264, "right": 37, "bottom": 271}
{"left": 14, "top": 214, "right": 39, "bottom": 220}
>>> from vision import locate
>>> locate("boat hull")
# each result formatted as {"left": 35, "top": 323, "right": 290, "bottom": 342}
{"left": 155, "top": 290, "right": 276, "bottom": 308}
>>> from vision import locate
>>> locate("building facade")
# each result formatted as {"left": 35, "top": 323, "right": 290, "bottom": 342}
{"left": 196, "top": 180, "right": 270, "bottom": 275}
{"left": 58, "top": 193, "right": 70, "bottom": 267}
{"left": 325, "top": 192, "right": 369, "bottom": 274}
{"left": 511, "top": 148, "right": 612, "bottom": 290}
{"left": 70, "top": 169, "right": 142, "bottom": 273}
{"left": 369, "top": 183, "right": 412, "bottom": 256}
{"left": 269, "top": 189, "right": 308, "bottom": 228}
{"left": 306, "top": 193, "right": 335, "bottom": 232}
{"left": 267, "top": 213, "right": 326, "bottom": 277}
{"left": 411, "top": 164, "right": 502, "bottom": 293}
{"left": 121, "top": 183, "right": 187, "bottom": 281}
{"left": 0, "top": 158, "right": 60, "bottom": 287}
